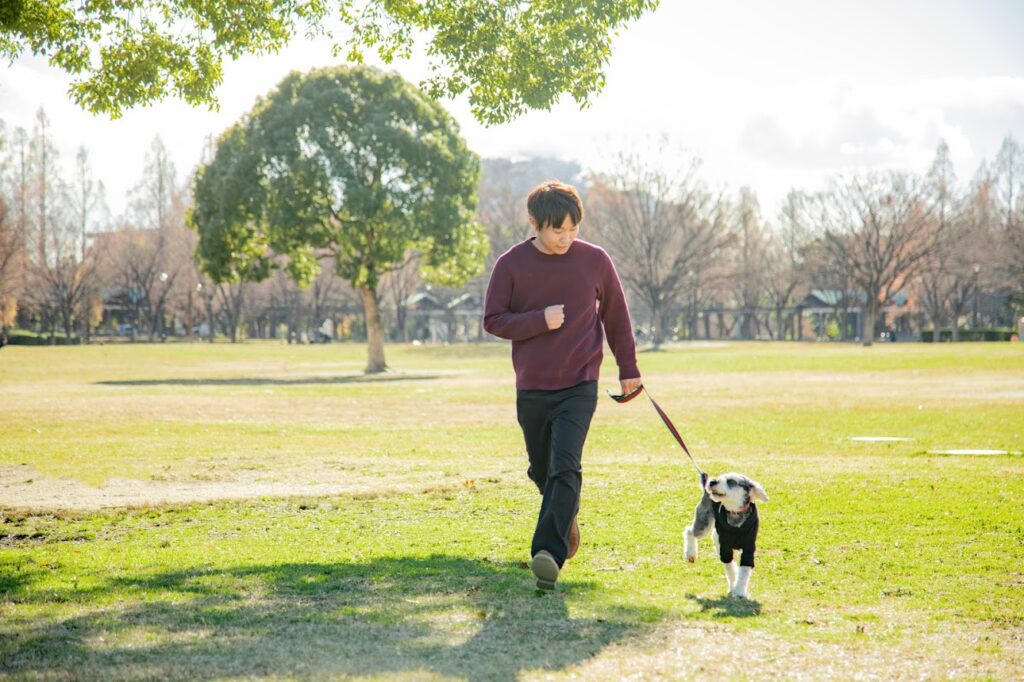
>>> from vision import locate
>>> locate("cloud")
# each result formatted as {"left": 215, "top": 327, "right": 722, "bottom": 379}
{"left": 738, "top": 77, "right": 1024, "bottom": 183}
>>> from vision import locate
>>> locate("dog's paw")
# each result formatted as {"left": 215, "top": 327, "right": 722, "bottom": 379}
{"left": 683, "top": 529, "right": 697, "bottom": 562}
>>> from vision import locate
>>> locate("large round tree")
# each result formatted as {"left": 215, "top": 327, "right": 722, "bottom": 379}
{"left": 190, "top": 65, "right": 486, "bottom": 371}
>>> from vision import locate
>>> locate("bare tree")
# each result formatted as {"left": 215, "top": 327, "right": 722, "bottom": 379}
{"left": 766, "top": 190, "right": 814, "bottom": 340}
{"left": 728, "top": 187, "right": 772, "bottom": 340}
{"left": 993, "top": 135, "right": 1024, "bottom": 297}
{"left": 0, "top": 193, "right": 19, "bottom": 332}
{"left": 18, "top": 108, "right": 99, "bottom": 341}
{"left": 68, "top": 146, "right": 109, "bottom": 342}
{"left": 2, "top": 126, "right": 30, "bottom": 330}
{"left": 994, "top": 135, "right": 1022, "bottom": 234}
{"left": 587, "top": 149, "right": 732, "bottom": 347}
{"left": 815, "top": 172, "right": 940, "bottom": 346}
{"left": 912, "top": 142, "right": 1000, "bottom": 342}
{"left": 108, "top": 136, "right": 185, "bottom": 341}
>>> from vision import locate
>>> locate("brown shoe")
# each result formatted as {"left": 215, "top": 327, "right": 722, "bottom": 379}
{"left": 531, "top": 550, "right": 559, "bottom": 590}
{"left": 566, "top": 515, "right": 580, "bottom": 560}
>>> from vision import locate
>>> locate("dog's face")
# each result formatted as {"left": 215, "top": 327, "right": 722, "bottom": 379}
{"left": 705, "top": 472, "right": 768, "bottom": 512}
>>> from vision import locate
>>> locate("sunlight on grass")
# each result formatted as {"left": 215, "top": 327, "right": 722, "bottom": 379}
{"left": 1, "top": 341, "right": 1022, "bottom": 678}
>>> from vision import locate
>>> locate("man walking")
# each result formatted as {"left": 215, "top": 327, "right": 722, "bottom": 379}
{"left": 483, "top": 180, "right": 642, "bottom": 589}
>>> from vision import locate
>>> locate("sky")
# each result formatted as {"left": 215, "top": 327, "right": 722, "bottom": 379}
{"left": 2, "top": 0, "right": 1024, "bottom": 223}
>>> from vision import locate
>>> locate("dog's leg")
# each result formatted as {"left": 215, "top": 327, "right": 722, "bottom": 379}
{"left": 684, "top": 498, "right": 714, "bottom": 563}
{"left": 683, "top": 526, "right": 697, "bottom": 562}
{"left": 731, "top": 566, "right": 752, "bottom": 599}
{"left": 723, "top": 561, "right": 737, "bottom": 593}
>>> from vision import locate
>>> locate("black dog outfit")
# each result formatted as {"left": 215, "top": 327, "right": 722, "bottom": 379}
{"left": 712, "top": 501, "right": 759, "bottom": 568}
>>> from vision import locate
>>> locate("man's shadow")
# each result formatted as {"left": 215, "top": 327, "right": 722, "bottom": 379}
{"left": 1, "top": 556, "right": 658, "bottom": 681}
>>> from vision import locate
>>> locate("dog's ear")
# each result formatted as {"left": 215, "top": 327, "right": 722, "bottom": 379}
{"left": 749, "top": 480, "right": 768, "bottom": 502}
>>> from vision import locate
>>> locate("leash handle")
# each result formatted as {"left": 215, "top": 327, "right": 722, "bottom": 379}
{"left": 607, "top": 384, "right": 704, "bottom": 476}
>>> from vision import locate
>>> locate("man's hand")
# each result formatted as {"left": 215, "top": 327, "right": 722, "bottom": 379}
{"left": 620, "top": 376, "right": 642, "bottom": 395}
{"left": 544, "top": 304, "right": 565, "bottom": 330}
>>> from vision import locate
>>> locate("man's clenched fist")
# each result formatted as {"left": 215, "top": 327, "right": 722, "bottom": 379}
{"left": 544, "top": 304, "right": 565, "bottom": 330}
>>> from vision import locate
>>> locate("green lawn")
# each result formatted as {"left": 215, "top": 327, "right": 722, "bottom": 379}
{"left": 1, "top": 341, "right": 1022, "bottom": 679}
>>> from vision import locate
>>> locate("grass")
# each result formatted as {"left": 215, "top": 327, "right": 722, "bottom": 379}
{"left": 1, "top": 340, "right": 1023, "bottom": 679}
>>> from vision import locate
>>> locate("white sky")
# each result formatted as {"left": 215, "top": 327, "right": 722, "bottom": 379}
{"left": 2, "top": 0, "right": 1023, "bottom": 224}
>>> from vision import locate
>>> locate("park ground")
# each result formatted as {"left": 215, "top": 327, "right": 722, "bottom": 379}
{"left": 1, "top": 341, "right": 1023, "bottom": 680}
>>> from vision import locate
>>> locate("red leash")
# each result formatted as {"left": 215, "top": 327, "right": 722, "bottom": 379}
{"left": 607, "top": 385, "right": 705, "bottom": 476}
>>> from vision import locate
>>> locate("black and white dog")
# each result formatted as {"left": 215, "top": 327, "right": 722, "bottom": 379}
{"left": 684, "top": 472, "right": 768, "bottom": 599}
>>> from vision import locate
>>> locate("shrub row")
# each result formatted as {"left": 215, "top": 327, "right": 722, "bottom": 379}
{"left": 2, "top": 330, "right": 82, "bottom": 346}
{"left": 920, "top": 328, "right": 1015, "bottom": 342}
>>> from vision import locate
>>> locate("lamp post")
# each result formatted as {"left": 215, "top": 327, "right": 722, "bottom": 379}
{"left": 158, "top": 272, "right": 169, "bottom": 340}
{"left": 187, "top": 283, "right": 201, "bottom": 341}
{"left": 972, "top": 264, "right": 980, "bottom": 331}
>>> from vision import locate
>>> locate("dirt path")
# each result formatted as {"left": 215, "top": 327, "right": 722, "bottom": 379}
{"left": 0, "top": 464, "right": 506, "bottom": 511}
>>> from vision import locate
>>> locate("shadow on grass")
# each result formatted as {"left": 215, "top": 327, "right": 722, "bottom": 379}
{"left": 96, "top": 374, "right": 440, "bottom": 387}
{"left": 686, "top": 592, "right": 762, "bottom": 618}
{"left": 0, "top": 556, "right": 658, "bottom": 680}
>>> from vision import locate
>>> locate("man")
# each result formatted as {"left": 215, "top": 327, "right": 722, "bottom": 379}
{"left": 483, "top": 180, "right": 642, "bottom": 590}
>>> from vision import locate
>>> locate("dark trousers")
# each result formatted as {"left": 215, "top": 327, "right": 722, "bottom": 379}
{"left": 516, "top": 380, "right": 598, "bottom": 567}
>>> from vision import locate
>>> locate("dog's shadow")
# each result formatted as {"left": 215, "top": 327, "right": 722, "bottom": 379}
{"left": 686, "top": 593, "right": 762, "bottom": 618}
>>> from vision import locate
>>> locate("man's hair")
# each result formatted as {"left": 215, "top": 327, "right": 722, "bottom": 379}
{"left": 526, "top": 180, "right": 584, "bottom": 230}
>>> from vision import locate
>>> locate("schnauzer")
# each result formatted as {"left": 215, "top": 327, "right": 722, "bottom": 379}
{"left": 684, "top": 471, "right": 768, "bottom": 599}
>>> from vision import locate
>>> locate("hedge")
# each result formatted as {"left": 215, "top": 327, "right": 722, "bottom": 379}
{"left": 2, "top": 330, "right": 81, "bottom": 346}
{"left": 920, "top": 328, "right": 1015, "bottom": 342}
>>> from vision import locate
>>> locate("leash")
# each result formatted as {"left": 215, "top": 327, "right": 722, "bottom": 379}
{"left": 607, "top": 384, "right": 704, "bottom": 477}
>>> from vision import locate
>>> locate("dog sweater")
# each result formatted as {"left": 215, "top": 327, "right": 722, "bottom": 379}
{"left": 713, "top": 501, "right": 759, "bottom": 568}
{"left": 483, "top": 238, "right": 639, "bottom": 390}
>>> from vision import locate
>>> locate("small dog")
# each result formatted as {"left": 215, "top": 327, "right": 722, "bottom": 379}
{"left": 684, "top": 471, "right": 768, "bottom": 599}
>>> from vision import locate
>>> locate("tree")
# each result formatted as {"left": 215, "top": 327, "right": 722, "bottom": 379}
{"left": 69, "top": 146, "right": 108, "bottom": 341}
{"left": 128, "top": 136, "right": 186, "bottom": 340}
{"left": 1, "top": 0, "right": 656, "bottom": 124}
{"left": 20, "top": 108, "right": 98, "bottom": 341}
{"left": 815, "top": 172, "right": 940, "bottom": 346}
{"left": 0, "top": 192, "right": 19, "bottom": 331}
{"left": 766, "top": 190, "right": 814, "bottom": 340}
{"left": 913, "top": 140, "right": 982, "bottom": 341}
{"left": 190, "top": 65, "right": 485, "bottom": 372}
{"left": 993, "top": 135, "right": 1024, "bottom": 295}
{"left": 994, "top": 135, "right": 1022, "bottom": 234}
{"left": 729, "top": 187, "right": 770, "bottom": 340}
{"left": 0, "top": 123, "right": 23, "bottom": 327}
{"left": 587, "top": 149, "right": 731, "bottom": 347}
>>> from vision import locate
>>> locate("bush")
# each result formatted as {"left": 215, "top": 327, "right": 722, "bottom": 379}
{"left": 920, "top": 328, "right": 1014, "bottom": 342}
{"left": 3, "top": 329, "right": 81, "bottom": 346}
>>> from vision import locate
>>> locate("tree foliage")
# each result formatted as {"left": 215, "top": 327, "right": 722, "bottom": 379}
{"left": 190, "top": 64, "right": 484, "bottom": 369}
{"left": 1, "top": 0, "right": 658, "bottom": 124}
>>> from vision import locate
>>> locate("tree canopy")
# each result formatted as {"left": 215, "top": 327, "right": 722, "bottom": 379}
{"left": 189, "top": 64, "right": 485, "bottom": 370}
{"left": 1, "top": 0, "right": 658, "bottom": 124}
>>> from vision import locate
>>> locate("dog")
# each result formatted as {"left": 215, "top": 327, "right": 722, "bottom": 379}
{"left": 684, "top": 471, "right": 768, "bottom": 599}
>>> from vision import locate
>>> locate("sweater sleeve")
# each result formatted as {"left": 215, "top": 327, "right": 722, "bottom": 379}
{"left": 483, "top": 255, "right": 550, "bottom": 341}
{"left": 597, "top": 250, "right": 640, "bottom": 380}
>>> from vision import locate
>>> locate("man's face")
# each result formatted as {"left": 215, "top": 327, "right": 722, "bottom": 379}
{"left": 531, "top": 215, "right": 579, "bottom": 255}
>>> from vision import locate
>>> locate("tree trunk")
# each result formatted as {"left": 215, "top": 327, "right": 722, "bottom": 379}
{"left": 360, "top": 286, "right": 388, "bottom": 373}
{"left": 205, "top": 292, "right": 215, "bottom": 343}
{"left": 862, "top": 301, "right": 877, "bottom": 347}
{"left": 648, "top": 298, "right": 662, "bottom": 350}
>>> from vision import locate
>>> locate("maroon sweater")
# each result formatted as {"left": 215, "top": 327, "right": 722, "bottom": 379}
{"left": 483, "top": 238, "right": 639, "bottom": 390}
